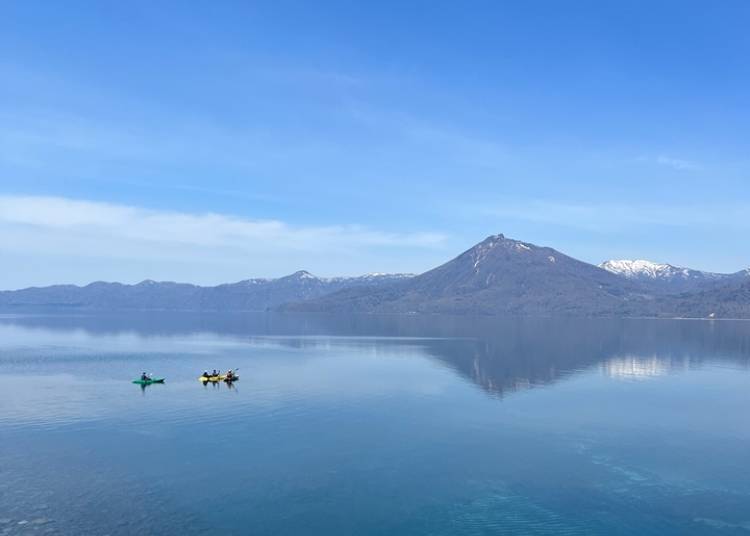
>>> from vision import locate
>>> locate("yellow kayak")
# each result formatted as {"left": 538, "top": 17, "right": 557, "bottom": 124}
{"left": 198, "top": 374, "right": 239, "bottom": 382}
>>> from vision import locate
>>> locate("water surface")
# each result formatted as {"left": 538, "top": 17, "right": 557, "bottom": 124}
{"left": 1, "top": 313, "right": 749, "bottom": 535}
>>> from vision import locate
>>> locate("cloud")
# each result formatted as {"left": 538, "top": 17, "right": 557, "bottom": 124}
{"left": 481, "top": 199, "right": 750, "bottom": 232}
{"left": 655, "top": 155, "right": 698, "bottom": 170}
{"left": 0, "top": 195, "right": 447, "bottom": 284}
{"left": 0, "top": 195, "right": 446, "bottom": 250}
{"left": 0, "top": 109, "right": 339, "bottom": 174}
{"left": 346, "top": 106, "right": 509, "bottom": 170}
{"left": 633, "top": 155, "right": 699, "bottom": 171}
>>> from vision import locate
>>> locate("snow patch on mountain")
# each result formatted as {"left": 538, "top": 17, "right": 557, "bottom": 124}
{"left": 471, "top": 236, "right": 501, "bottom": 270}
{"left": 324, "top": 273, "right": 415, "bottom": 284}
{"left": 599, "top": 260, "right": 718, "bottom": 281}
{"left": 471, "top": 234, "right": 537, "bottom": 271}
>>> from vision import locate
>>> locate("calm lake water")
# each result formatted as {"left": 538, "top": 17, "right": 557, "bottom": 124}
{"left": 1, "top": 312, "right": 749, "bottom": 535}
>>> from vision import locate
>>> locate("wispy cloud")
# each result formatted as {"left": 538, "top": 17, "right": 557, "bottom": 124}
{"left": 0, "top": 60, "right": 367, "bottom": 177}
{"left": 346, "top": 106, "right": 509, "bottom": 170}
{"left": 655, "top": 155, "right": 697, "bottom": 171}
{"left": 1, "top": 61, "right": 509, "bottom": 182}
{"left": 0, "top": 195, "right": 446, "bottom": 250}
{"left": 0, "top": 195, "right": 447, "bottom": 285}
{"left": 0, "top": 109, "right": 341, "bottom": 174}
{"left": 481, "top": 199, "right": 750, "bottom": 232}
{"left": 635, "top": 154, "right": 698, "bottom": 171}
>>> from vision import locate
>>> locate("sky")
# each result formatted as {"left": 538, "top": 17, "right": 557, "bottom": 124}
{"left": 1, "top": 1, "right": 749, "bottom": 289}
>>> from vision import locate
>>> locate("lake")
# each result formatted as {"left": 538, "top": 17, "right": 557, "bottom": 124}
{"left": 1, "top": 312, "right": 749, "bottom": 535}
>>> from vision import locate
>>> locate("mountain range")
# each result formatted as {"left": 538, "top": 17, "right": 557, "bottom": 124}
{"left": 282, "top": 235, "right": 750, "bottom": 317}
{"left": 598, "top": 259, "right": 748, "bottom": 293}
{"left": 2, "top": 234, "right": 749, "bottom": 318}
{"left": 0, "top": 271, "right": 413, "bottom": 311}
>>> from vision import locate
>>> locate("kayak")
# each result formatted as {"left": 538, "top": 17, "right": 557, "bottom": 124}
{"left": 199, "top": 375, "right": 219, "bottom": 382}
{"left": 198, "top": 375, "right": 239, "bottom": 382}
{"left": 132, "top": 378, "right": 165, "bottom": 385}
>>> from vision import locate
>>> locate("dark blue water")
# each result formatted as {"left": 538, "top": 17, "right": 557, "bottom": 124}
{"left": 1, "top": 313, "right": 749, "bottom": 535}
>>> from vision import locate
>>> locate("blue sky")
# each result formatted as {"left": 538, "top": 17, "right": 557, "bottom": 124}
{"left": 1, "top": 1, "right": 749, "bottom": 288}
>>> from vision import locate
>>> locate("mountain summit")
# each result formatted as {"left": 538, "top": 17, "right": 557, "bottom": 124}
{"left": 285, "top": 234, "right": 641, "bottom": 315}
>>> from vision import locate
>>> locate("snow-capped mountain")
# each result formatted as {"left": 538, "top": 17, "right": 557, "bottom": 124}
{"left": 285, "top": 234, "right": 640, "bottom": 315}
{"left": 599, "top": 260, "right": 714, "bottom": 281}
{"left": 598, "top": 259, "right": 735, "bottom": 293}
{"left": 322, "top": 272, "right": 415, "bottom": 284}
{"left": 285, "top": 236, "right": 750, "bottom": 316}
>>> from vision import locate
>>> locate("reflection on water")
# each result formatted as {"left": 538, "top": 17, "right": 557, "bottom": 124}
{"left": 0, "top": 312, "right": 749, "bottom": 535}
{"left": 601, "top": 355, "right": 677, "bottom": 379}
{"left": 2, "top": 312, "right": 749, "bottom": 398}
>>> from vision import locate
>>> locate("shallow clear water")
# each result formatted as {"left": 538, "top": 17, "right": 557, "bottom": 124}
{"left": 1, "top": 312, "right": 749, "bottom": 535}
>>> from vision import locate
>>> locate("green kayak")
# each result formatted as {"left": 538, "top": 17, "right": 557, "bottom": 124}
{"left": 132, "top": 378, "right": 165, "bottom": 385}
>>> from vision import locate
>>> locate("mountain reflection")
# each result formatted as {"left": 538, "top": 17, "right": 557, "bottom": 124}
{"left": 1, "top": 312, "right": 749, "bottom": 398}
{"left": 417, "top": 318, "right": 750, "bottom": 397}
{"left": 601, "top": 355, "right": 675, "bottom": 379}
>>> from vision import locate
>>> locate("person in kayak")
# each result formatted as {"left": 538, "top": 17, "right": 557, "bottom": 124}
{"left": 140, "top": 372, "right": 150, "bottom": 381}
{"left": 212, "top": 369, "right": 218, "bottom": 377}
{"left": 202, "top": 371, "right": 210, "bottom": 378}
{"left": 225, "top": 369, "right": 235, "bottom": 381}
